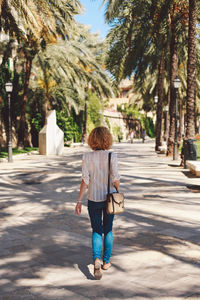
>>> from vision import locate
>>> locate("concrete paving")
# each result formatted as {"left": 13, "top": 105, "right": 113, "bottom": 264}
{"left": 0, "top": 140, "right": 200, "bottom": 300}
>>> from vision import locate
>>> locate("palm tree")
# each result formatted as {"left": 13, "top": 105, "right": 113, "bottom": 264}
{"left": 0, "top": 0, "right": 83, "bottom": 39}
{"left": 155, "top": 49, "right": 165, "bottom": 151}
{"left": 102, "top": 0, "right": 124, "bottom": 20}
{"left": 167, "top": 3, "right": 179, "bottom": 156}
{"left": 32, "top": 24, "right": 113, "bottom": 106}
{"left": 0, "top": 0, "right": 83, "bottom": 146}
{"left": 103, "top": 0, "right": 194, "bottom": 156}
{"left": 104, "top": 0, "right": 170, "bottom": 150}
{"left": 30, "top": 23, "right": 114, "bottom": 143}
{"left": 186, "top": 0, "right": 196, "bottom": 140}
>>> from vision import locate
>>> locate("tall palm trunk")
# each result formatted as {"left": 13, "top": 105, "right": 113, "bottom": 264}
{"left": 167, "top": 15, "right": 178, "bottom": 156}
{"left": 155, "top": 49, "right": 165, "bottom": 151}
{"left": 42, "top": 86, "right": 50, "bottom": 125}
{"left": 0, "top": 109, "right": 3, "bottom": 149}
{"left": 42, "top": 95, "right": 50, "bottom": 125}
{"left": 186, "top": 0, "right": 196, "bottom": 139}
{"left": 83, "top": 100, "right": 87, "bottom": 143}
{"left": 17, "top": 56, "right": 32, "bottom": 147}
{"left": 38, "top": 56, "right": 50, "bottom": 125}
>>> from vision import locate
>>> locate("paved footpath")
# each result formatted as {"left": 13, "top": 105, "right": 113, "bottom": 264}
{"left": 0, "top": 140, "right": 200, "bottom": 300}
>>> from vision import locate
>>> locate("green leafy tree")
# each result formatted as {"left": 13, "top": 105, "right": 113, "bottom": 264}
{"left": 31, "top": 24, "right": 114, "bottom": 115}
{"left": 56, "top": 110, "right": 82, "bottom": 143}
{"left": 118, "top": 103, "right": 155, "bottom": 138}
{"left": 87, "top": 90, "right": 103, "bottom": 128}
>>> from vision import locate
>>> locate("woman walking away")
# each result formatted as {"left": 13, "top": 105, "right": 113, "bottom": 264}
{"left": 142, "top": 128, "right": 146, "bottom": 143}
{"left": 75, "top": 126, "right": 120, "bottom": 280}
{"left": 130, "top": 130, "right": 134, "bottom": 143}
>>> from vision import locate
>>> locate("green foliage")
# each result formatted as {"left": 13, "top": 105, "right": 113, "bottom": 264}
{"left": 118, "top": 103, "right": 140, "bottom": 118}
{"left": 31, "top": 113, "right": 43, "bottom": 132}
{"left": 56, "top": 111, "right": 82, "bottom": 143}
{"left": 87, "top": 90, "right": 104, "bottom": 133}
{"left": 87, "top": 115, "right": 95, "bottom": 134}
{"left": 105, "top": 116, "right": 111, "bottom": 130}
{"left": 118, "top": 103, "right": 155, "bottom": 138}
{"left": 87, "top": 91, "right": 103, "bottom": 127}
{"left": 142, "top": 117, "right": 155, "bottom": 138}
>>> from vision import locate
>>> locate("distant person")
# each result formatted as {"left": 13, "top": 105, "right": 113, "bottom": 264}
{"left": 142, "top": 129, "right": 146, "bottom": 143}
{"left": 130, "top": 130, "right": 134, "bottom": 143}
{"left": 75, "top": 126, "right": 120, "bottom": 280}
{"left": 118, "top": 133, "right": 120, "bottom": 142}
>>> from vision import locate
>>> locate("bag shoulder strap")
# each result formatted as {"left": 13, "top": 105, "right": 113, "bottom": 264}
{"left": 107, "top": 152, "right": 112, "bottom": 195}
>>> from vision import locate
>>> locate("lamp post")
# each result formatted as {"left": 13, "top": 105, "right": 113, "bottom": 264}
{"left": 165, "top": 105, "right": 169, "bottom": 142}
{"left": 173, "top": 76, "right": 181, "bottom": 160}
{"left": 154, "top": 95, "right": 158, "bottom": 150}
{"left": 5, "top": 81, "right": 13, "bottom": 162}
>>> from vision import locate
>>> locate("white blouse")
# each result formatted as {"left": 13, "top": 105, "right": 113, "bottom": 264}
{"left": 82, "top": 150, "right": 120, "bottom": 202}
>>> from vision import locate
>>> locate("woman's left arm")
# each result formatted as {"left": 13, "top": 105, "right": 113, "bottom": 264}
{"left": 111, "top": 153, "right": 120, "bottom": 189}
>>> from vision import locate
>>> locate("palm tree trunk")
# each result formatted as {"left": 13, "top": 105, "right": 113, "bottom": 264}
{"left": 155, "top": 49, "right": 165, "bottom": 151}
{"left": 42, "top": 94, "right": 50, "bottom": 125}
{"left": 82, "top": 100, "right": 87, "bottom": 143}
{"left": 18, "top": 56, "right": 32, "bottom": 148}
{"left": 39, "top": 56, "right": 50, "bottom": 125}
{"left": 167, "top": 16, "right": 178, "bottom": 156}
{"left": 0, "top": 109, "right": 3, "bottom": 149}
{"left": 186, "top": 0, "right": 196, "bottom": 139}
{"left": 194, "top": 91, "right": 198, "bottom": 134}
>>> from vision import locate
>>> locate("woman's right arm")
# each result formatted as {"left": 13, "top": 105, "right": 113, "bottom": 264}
{"left": 75, "top": 154, "right": 89, "bottom": 215}
{"left": 75, "top": 179, "right": 87, "bottom": 215}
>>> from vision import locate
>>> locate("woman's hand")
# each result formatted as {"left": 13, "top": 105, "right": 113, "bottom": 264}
{"left": 75, "top": 202, "right": 82, "bottom": 215}
{"left": 114, "top": 180, "right": 120, "bottom": 191}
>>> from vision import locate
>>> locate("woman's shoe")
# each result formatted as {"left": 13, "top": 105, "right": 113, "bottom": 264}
{"left": 102, "top": 262, "right": 111, "bottom": 270}
{"left": 94, "top": 259, "right": 102, "bottom": 280}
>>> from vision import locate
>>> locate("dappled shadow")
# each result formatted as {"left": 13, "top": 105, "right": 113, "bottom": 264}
{"left": 186, "top": 185, "right": 200, "bottom": 193}
{"left": 115, "top": 207, "right": 200, "bottom": 255}
{"left": 0, "top": 142, "right": 200, "bottom": 299}
{"left": 182, "top": 170, "right": 200, "bottom": 179}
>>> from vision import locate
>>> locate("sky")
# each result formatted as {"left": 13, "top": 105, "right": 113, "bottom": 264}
{"left": 75, "top": 0, "right": 109, "bottom": 39}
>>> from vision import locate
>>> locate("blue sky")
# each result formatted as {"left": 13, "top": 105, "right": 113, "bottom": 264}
{"left": 75, "top": 0, "right": 109, "bottom": 39}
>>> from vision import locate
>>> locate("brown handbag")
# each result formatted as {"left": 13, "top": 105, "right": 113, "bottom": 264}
{"left": 106, "top": 152, "right": 124, "bottom": 215}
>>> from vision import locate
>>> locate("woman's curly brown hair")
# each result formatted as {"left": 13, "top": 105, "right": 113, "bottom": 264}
{"left": 88, "top": 126, "right": 113, "bottom": 150}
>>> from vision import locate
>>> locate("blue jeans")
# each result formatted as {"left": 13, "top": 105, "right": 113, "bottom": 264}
{"left": 88, "top": 200, "right": 114, "bottom": 264}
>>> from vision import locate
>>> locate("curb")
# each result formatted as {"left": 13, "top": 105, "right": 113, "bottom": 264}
{"left": 0, "top": 150, "right": 39, "bottom": 163}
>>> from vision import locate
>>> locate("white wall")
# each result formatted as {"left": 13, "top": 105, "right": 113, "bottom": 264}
{"left": 39, "top": 110, "right": 64, "bottom": 155}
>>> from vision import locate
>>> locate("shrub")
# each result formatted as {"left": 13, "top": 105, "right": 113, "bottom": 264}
{"left": 56, "top": 111, "right": 82, "bottom": 143}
